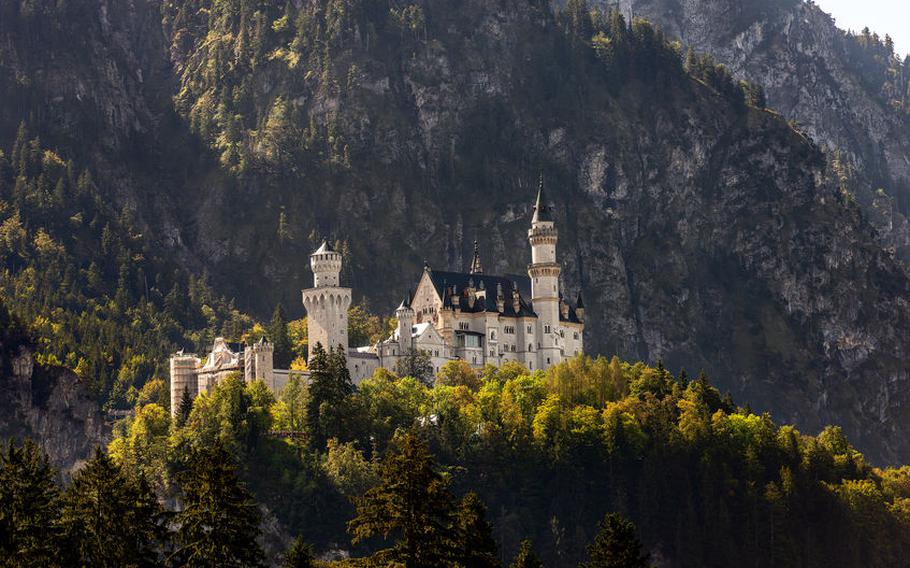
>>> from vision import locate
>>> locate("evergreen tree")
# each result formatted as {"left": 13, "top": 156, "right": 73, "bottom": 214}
{"left": 173, "top": 443, "right": 264, "bottom": 567}
{"left": 580, "top": 513, "right": 649, "bottom": 568}
{"left": 348, "top": 430, "right": 459, "bottom": 567}
{"left": 177, "top": 385, "right": 194, "bottom": 427}
{"left": 0, "top": 440, "right": 62, "bottom": 567}
{"left": 509, "top": 540, "right": 544, "bottom": 568}
{"left": 60, "top": 448, "right": 167, "bottom": 567}
{"left": 307, "top": 343, "right": 354, "bottom": 447}
{"left": 453, "top": 492, "right": 500, "bottom": 568}
{"left": 282, "top": 536, "right": 316, "bottom": 568}
{"left": 269, "top": 303, "right": 293, "bottom": 368}
{"left": 394, "top": 347, "right": 434, "bottom": 386}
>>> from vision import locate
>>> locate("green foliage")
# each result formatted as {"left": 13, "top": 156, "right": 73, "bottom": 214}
{"left": 0, "top": 439, "right": 62, "bottom": 567}
{"left": 269, "top": 304, "right": 294, "bottom": 368}
{"left": 173, "top": 443, "right": 264, "bottom": 568}
{"left": 0, "top": 126, "right": 236, "bottom": 408}
{"left": 394, "top": 347, "right": 434, "bottom": 386}
{"left": 436, "top": 359, "right": 481, "bottom": 390}
{"left": 580, "top": 513, "right": 649, "bottom": 568}
{"left": 283, "top": 536, "right": 317, "bottom": 568}
{"left": 60, "top": 448, "right": 168, "bottom": 567}
{"left": 307, "top": 343, "right": 356, "bottom": 448}
{"left": 347, "top": 430, "right": 461, "bottom": 567}
{"left": 509, "top": 540, "right": 543, "bottom": 568}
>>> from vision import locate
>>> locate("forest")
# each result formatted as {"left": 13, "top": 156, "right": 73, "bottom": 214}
{"left": 5, "top": 343, "right": 910, "bottom": 567}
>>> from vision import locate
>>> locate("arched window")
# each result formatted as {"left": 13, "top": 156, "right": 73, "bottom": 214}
{"left": 528, "top": 344, "right": 533, "bottom": 352}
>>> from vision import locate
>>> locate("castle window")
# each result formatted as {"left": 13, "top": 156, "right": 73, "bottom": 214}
{"left": 547, "top": 357, "right": 551, "bottom": 364}
{"left": 504, "top": 326, "right": 515, "bottom": 334}
{"left": 490, "top": 350, "right": 495, "bottom": 357}
{"left": 459, "top": 322, "right": 469, "bottom": 331}
{"left": 528, "top": 344, "right": 533, "bottom": 352}
{"left": 544, "top": 324, "right": 551, "bottom": 334}
{"left": 490, "top": 330, "right": 496, "bottom": 340}
{"left": 560, "top": 330, "right": 565, "bottom": 338}
{"left": 527, "top": 325, "right": 532, "bottom": 334}
{"left": 574, "top": 332, "right": 579, "bottom": 340}
{"left": 511, "top": 345, "right": 516, "bottom": 353}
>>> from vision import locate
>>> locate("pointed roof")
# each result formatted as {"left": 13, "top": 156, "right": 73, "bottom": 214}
{"left": 314, "top": 240, "right": 335, "bottom": 254}
{"left": 469, "top": 240, "right": 483, "bottom": 274}
{"left": 397, "top": 290, "right": 412, "bottom": 311}
{"left": 576, "top": 291, "right": 585, "bottom": 309}
{"left": 532, "top": 176, "right": 553, "bottom": 223}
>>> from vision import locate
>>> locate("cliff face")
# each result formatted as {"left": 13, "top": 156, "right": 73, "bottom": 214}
{"left": 1, "top": 0, "right": 910, "bottom": 465}
{"left": 0, "top": 345, "right": 106, "bottom": 475}
{"left": 612, "top": 0, "right": 910, "bottom": 262}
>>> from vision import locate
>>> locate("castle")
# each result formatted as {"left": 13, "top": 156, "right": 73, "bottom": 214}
{"left": 169, "top": 185, "right": 585, "bottom": 415}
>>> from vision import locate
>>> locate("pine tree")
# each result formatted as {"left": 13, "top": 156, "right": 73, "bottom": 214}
{"left": 453, "top": 492, "right": 500, "bottom": 568}
{"left": 393, "top": 347, "right": 434, "bottom": 386}
{"left": 173, "top": 443, "right": 264, "bottom": 567}
{"left": 282, "top": 536, "right": 316, "bottom": 568}
{"left": 348, "top": 430, "right": 459, "bottom": 567}
{"left": 0, "top": 439, "right": 62, "bottom": 567}
{"left": 177, "top": 385, "right": 194, "bottom": 427}
{"left": 580, "top": 513, "right": 650, "bottom": 568}
{"left": 60, "top": 448, "right": 168, "bottom": 567}
{"left": 307, "top": 343, "right": 354, "bottom": 447}
{"left": 269, "top": 303, "right": 293, "bottom": 368}
{"left": 510, "top": 540, "right": 544, "bottom": 568}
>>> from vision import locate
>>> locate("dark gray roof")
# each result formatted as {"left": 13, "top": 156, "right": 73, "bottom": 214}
{"left": 532, "top": 181, "right": 553, "bottom": 223}
{"left": 428, "top": 270, "right": 536, "bottom": 318}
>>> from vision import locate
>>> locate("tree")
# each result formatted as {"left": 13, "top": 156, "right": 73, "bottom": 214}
{"left": 177, "top": 385, "right": 194, "bottom": 427}
{"left": 348, "top": 430, "right": 459, "bottom": 567}
{"left": 282, "top": 536, "right": 316, "bottom": 568}
{"left": 510, "top": 540, "right": 544, "bottom": 568}
{"left": 269, "top": 304, "right": 293, "bottom": 368}
{"left": 394, "top": 348, "right": 434, "bottom": 386}
{"left": 173, "top": 443, "right": 264, "bottom": 567}
{"left": 436, "top": 359, "right": 481, "bottom": 390}
{"left": 60, "top": 448, "right": 168, "bottom": 567}
{"left": 580, "top": 513, "right": 649, "bottom": 568}
{"left": 453, "top": 492, "right": 499, "bottom": 568}
{"left": 307, "top": 343, "right": 355, "bottom": 447}
{"left": 0, "top": 439, "right": 62, "bottom": 567}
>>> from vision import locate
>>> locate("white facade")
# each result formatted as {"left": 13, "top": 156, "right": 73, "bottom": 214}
{"left": 170, "top": 187, "right": 585, "bottom": 412}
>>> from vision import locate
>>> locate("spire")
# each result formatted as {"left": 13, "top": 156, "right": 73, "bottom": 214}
{"left": 315, "top": 239, "right": 335, "bottom": 254}
{"left": 576, "top": 291, "right": 585, "bottom": 309}
{"left": 532, "top": 175, "right": 552, "bottom": 223}
{"left": 469, "top": 239, "right": 483, "bottom": 274}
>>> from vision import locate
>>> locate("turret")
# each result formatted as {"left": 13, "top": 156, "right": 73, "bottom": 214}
{"left": 310, "top": 240, "right": 342, "bottom": 288}
{"left": 396, "top": 295, "right": 415, "bottom": 353}
{"left": 169, "top": 352, "right": 200, "bottom": 417}
{"left": 302, "top": 240, "right": 352, "bottom": 361}
{"left": 528, "top": 178, "right": 561, "bottom": 369}
{"left": 244, "top": 338, "right": 275, "bottom": 390}
{"left": 575, "top": 292, "right": 585, "bottom": 322}
{"left": 469, "top": 240, "right": 483, "bottom": 274}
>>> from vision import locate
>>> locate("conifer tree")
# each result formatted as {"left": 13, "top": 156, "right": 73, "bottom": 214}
{"left": 348, "top": 430, "right": 458, "bottom": 567}
{"left": 454, "top": 492, "right": 500, "bottom": 568}
{"left": 0, "top": 439, "right": 62, "bottom": 567}
{"left": 509, "top": 540, "right": 544, "bottom": 568}
{"left": 580, "top": 513, "right": 649, "bottom": 568}
{"left": 177, "top": 385, "right": 194, "bottom": 427}
{"left": 173, "top": 443, "right": 264, "bottom": 567}
{"left": 269, "top": 303, "right": 293, "bottom": 368}
{"left": 60, "top": 448, "right": 167, "bottom": 567}
{"left": 307, "top": 343, "right": 354, "bottom": 447}
{"left": 282, "top": 536, "right": 316, "bottom": 568}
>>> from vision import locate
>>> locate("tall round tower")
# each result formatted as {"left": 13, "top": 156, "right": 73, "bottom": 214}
{"left": 302, "top": 241, "right": 352, "bottom": 361}
{"left": 396, "top": 296, "right": 415, "bottom": 354}
{"left": 169, "top": 353, "right": 200, "bottom": 417}
{"left": 528, "top": 181, "right": 562, "bottom": 369}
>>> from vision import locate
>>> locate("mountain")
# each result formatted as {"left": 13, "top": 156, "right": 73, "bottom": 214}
{"left": 1, "top": 0, "right": 910, "bottom": 466}
{"left": 606, "top": 0, "right": 910, "bottom": 261}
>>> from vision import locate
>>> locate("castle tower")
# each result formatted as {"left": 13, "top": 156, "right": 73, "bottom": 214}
{"left": 396, "top": 295, "right": 415, "bottom": 354}
{"left": 469, "top": 240, "right": 483, "bottom": 274}
{"left": 528, "top": 180, "right": 562, "bottom": 369}
{"left": 169, "top": 353, "right": 200, "bottom": 417}
{"left": 244, "top": 338, "right": 275, "bottom": 390}
{"left": 302, "top": 241, "right": 351, "bottom": 361}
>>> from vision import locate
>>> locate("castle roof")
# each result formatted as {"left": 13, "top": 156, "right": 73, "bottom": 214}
{"left": 314, "top": 240, "right": 335, "bottom": 254}
{"left": 532, "top": 179, "right": 553, "bottom": 223}
{"left": 428, "top": 270, "right": 536, "bottom": 317}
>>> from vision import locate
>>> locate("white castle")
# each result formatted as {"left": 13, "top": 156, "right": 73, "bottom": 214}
{"left": 169, "top": 185, "right": 585, "bottom": 414}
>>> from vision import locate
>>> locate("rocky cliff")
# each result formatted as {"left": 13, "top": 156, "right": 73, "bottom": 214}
{"left": 1, "top": 0, "right": 910, "bottom": 465}
{"left": 606, "top": 0, "right": 910, "bottom": 262}
{"left": 0, "top": 344, "right": 106, "bottom": 476}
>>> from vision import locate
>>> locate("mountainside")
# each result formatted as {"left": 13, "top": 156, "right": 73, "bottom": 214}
{"left": 1, "top": 0, "right": 910, "bottom": 466}
{"left": 612, "top": 0, "right": 910, "bottom": 261}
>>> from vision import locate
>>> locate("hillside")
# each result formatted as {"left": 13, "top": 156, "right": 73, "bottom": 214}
{"left": 1, "top": 0, "right": 910, "bottom": 467}
{"left": 613, "top": 0, "right": 910, "bottom": 261}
